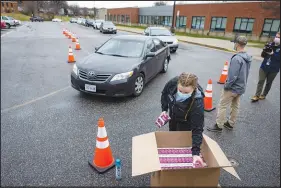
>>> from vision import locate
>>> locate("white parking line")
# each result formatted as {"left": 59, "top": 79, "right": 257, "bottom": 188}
{"left": 1, "top": 86, "right": 71, "bottom": 114}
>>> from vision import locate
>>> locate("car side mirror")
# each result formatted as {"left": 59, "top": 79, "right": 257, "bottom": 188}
{"left": 146, "top": 52, "right": 155, "bottom": 57}
{"left": 145, "top": 32, "right": 149, "bottom": 36}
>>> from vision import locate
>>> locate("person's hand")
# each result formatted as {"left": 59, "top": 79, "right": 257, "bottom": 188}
{"left": 193, "top": 155, "right": 204, "bottom": 168}
{"left": 161, "top": 111, "right": 167, "bottom": 116}
{"left": 266, "top": 51, "right": 274, "bottom": 55}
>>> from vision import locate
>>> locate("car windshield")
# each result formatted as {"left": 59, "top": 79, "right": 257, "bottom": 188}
{"left": 150, "top": 29, "right": 172, "bottom": 36}
{"left": 104, "top": 23, "right": 114, "bottom": 27}
{"left": 97, "top": 39, "right": 144, "bottom": 58}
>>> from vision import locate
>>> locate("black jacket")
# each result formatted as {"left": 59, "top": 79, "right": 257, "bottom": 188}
{"left": 161, "top": 76, "right": 205, "bottom": 156}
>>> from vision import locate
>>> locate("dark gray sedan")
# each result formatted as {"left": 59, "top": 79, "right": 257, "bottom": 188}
{"left": 71, "top": 35, "right": 171, "bottom": 97}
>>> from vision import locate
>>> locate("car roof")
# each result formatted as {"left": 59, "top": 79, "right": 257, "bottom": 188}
{"left": 112, "top": 35, "right": 151, "bottom": 42}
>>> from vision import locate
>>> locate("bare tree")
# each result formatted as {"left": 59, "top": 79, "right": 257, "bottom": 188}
{"left": 154, "top": 1, "right": 167, "bottom": 6}
{"left": 69, "top": 4, "right": 80, "bottom": 16}
{"left": 81, "top": 7, "right": 89, "bottom": 17}
{"left": 260, "top": 1, "right": 280, "bottom": 18}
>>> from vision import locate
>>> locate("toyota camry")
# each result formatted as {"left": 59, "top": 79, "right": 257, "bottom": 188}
{"left": 71, "top": 35, "right": 171, "bottom": 97}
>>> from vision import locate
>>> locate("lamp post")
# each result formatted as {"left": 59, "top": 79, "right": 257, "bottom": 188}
{"left": 171, "top": 0, "right": 176, "bottom": 33}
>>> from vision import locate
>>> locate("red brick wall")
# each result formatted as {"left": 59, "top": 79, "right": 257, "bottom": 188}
{"left": 175, "top": 2, "right": 279, "bottom": 36}
{"left": 107, "top": 7, "right": 139, "bottom": 24}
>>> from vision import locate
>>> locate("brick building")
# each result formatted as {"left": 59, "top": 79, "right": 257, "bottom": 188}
{"left": 1, "top": 1, "right": 18, "bottom": 13}
{"left": 107, "top": 2, "right": 280, "bottom": 41}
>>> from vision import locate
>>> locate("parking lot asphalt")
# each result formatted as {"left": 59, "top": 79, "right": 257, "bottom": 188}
{"left": 1, "top": 22, "right": 280, "bottom": 186}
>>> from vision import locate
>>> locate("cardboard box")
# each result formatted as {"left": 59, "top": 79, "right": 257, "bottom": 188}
{"left": 132, "top": 131, "right": 240, "bottom": 187}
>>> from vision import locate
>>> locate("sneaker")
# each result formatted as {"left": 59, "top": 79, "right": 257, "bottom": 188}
{"left": 251, "top": 96, "right": 259, "bottom": 102}
{"left": 223, "top": 121, "right": 233, "bottom": 130}
{"left": 207, "top": 124, "right": 222, "bottom": 132}
{"left": 259, "top": 95, "right": 266, "bottom": 100}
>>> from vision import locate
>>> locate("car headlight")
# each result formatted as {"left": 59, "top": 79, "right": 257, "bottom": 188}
{"left": 110, "top": 71, "right": 133, "bottom": 82}
{"left": 173, "top": 39, "right": 178, "bottom": 44}
{"left": 72, "top": 64, "right": 78, "bottom": 75}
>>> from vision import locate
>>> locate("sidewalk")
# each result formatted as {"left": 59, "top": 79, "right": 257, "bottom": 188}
{"left": 116, "top": 26, "right": 263, "bottom": 61}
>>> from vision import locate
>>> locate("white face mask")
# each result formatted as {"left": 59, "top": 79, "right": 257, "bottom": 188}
{"left": 274, "top": 37, "right": 280, "bottom": 45}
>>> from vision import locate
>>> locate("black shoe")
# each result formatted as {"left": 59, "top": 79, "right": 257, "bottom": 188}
{"left": 207, "top": 124, "right": 222, "bottom": 132}
{"left": 224, "top": 121, "right": 233, "bottom": 130}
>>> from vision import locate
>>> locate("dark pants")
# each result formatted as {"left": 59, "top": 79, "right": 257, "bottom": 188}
{"left": 255, "top": 68, "right": 278, "bottom": 96}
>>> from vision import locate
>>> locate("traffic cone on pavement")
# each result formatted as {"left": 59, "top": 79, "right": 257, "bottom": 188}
{"left": 217, "top": 61, "right": 228, "bottom": 84}
{"left": 65, "top": 30, "right": 69, "bottom": 37}
{"left": 68, "top": 32, "right": 72, "bottom": 39}
{"left": 75, "top": 37, "right": 81, "bottom": 50}
{"left": 63, "top": 28, "right": 66, "bottom": 35}
{"left": 67, "top": 46, "right": 76, "bottom": 63}
{"left": 204, "top": 79, "right": 216, "bottom": 112}
{"left": 72, "top": 34, "right": 77, "bottom": 42}
{"left": 89, "top": 118, "right": 115, "bottom": 173}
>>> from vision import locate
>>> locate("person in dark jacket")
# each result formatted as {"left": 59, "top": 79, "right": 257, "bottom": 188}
{"left": 251, "top": 32, "right": 280, "bottom": 102}
{"left": 160, "top": 72, "right": 205, "bottom": 165}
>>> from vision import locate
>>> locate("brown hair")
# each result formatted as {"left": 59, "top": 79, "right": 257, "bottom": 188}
{"left": 178, "top": 73, "right": 198, "bottom": 89}
{"left": 178, "top": 73, "right": 199, "bottom": 120}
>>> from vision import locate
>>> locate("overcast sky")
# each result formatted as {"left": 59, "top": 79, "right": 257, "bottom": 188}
{"left": 67, "top": 1, "right": 246, "bottom": 9}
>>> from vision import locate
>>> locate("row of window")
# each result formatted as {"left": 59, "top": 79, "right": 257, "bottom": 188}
{"left": 192, "top": 16, "right": 279, "bottom": 36}
{"left": 107, "top": 13, "right": 280, "bottom": 36}
{"left": 1, "top": 2, "right": 15, "bottom": 7}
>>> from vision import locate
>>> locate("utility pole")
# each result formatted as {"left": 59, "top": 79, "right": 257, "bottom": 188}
{"left": 171, "top": 0, "right": 176, "bottom": 33}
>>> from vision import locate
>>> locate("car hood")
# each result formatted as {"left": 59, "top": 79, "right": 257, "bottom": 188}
{"left": 76, "top": 53, "right": 140, "bottom": 74}
{"left": 154, "top": 36, "right": 176, "bottom": 42}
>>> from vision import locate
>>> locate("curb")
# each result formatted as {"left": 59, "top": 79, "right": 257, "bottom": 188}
{"left": 117, "top": 27, "right": 234, "bottom": 53}
{"left": 117, "top": 27, "right": 261, "bottom": 60}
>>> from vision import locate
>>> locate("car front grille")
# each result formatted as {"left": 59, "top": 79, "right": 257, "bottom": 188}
{"left": 79, "top": 70, "right": 111, "bottom": 82}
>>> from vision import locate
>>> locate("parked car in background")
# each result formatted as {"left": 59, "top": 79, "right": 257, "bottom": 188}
{"left": 93, "top": 19, "right": 104, "bottom": 29}
{"left": 100, "top": 21, "right": 117, "bottom": 34}
{"left": 70, "top": 18, "right": 77, "bottom": 23}
{"left": 86, "top": 19, "right": 94, "bottom": 27}
{"left": 52, "top": 18, "right": 62, "bottom": 22}
{"left": 1, "top": 16, "right": 17, "bottom": 29}
{"left": 1, "top": 21, "right": 6, "bottom": 29}
{"left": 8, "top": 16, "right": 21, "bottom": 25}
{"left": 143, "top": 27, "right": 179, "bottom": 53}
{"left": 71, "top": 35, "right": 171, "bottom": 97}
{"left": 77, "top": 18, "right": 83, "bottom": 24}
{"left": 30, "top": 16, "right": 44, "bottom": 22}
{"left": 81, "top": 18, "right": 87, "bottom": 26}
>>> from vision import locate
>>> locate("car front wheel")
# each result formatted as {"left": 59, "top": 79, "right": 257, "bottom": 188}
{"left": 6, "top": 23, "right": 11, "bottom": 29}
{"left": 161, "top": 58, "right": 169, "bottom": 73}
{"left": 133, "top": 74, "right": 144, "bottom": 97}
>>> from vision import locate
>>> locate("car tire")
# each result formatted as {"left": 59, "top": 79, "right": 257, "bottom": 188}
{"left": 133, "top": 74, "right": 145, "bottom": 97}
{"left": 161, "top": 58, "right": 169, "bottom": 73}
{"left": 6, "top": 23, "right": 11, "bottom": 29}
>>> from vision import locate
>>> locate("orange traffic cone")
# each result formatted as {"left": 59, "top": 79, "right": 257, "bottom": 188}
{"left": 67, "top": 46, "right": 76, "bottom": 63}
{"left": 75, "top": 38, "right": 81, "bottom": 50}
{"left": 217, "top": 61, "right": 228, "bottom": 84}
{"left": 89, "top": 118, "right": 115, "bottom": 173}
{"left": 65, "top": 30, "right": 69, "bottom": 37}
{"left": 204, "top": 79, "right": 216, "bottom": 112}
{"left": 68, "top": 32, "right": 72, "bottom": 39}
{"left": 72, "top": 34, "right": 77, "bottom": 42}
{"left": 63, "top": 28, "right": 66, "bottom": 35}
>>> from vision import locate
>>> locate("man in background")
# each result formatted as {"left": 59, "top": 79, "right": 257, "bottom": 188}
{"left": 251, "top": 32, "right": 280, "bottom": 102}
{"left": 207, "top": 36, "right": 252, "bottom": 132}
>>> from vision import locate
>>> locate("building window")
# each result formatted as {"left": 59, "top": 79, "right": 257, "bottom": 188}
{"left": 6, "top": 2, "right": 9, "bottom": 7}
{"left": 233, "top": 18, "right": 255, "bottom": 33}
{"left": 191, "top": 16, "right": 205, "bottom": 30}
{"left": 125, "top": 15, "right": 130, "bottom": 23}
{"left": 176, "top": 16, "right": 187, "bottom": 28}
{"left": 164, "top": 16, "right": 172, "bottom": 26}
{"left": 210, "top": 17, "right": 227, "bottom": 32}
{"left": 262, "top": 19, "right": 280, "bottom": 37}
{"left": 117, "top": 15, "right": 120, "bottom": 22}
{"left": 1, "top": 2, "right": 4, "bottom": 7}
{"left": 113, "top": 15, "right": 116, "bottom": 22}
